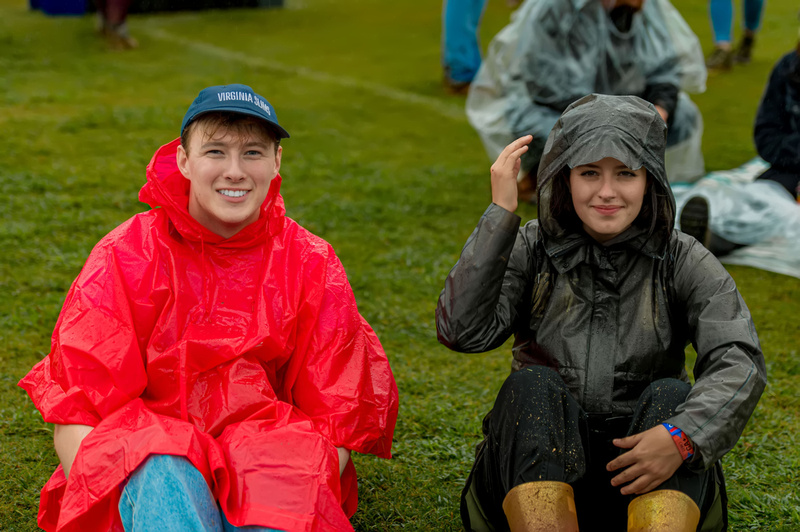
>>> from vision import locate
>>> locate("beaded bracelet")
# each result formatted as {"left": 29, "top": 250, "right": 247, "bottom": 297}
{"left": 663, "top": 422, "right": 695, "bottom": 461}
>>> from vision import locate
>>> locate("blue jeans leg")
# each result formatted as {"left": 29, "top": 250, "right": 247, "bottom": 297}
{"left": 119, "top": 455, "right": 224, "bottom": 532}
{"left": 709, "top": 0, "right": 734, "bottom": 43}
{"left": 119, "top": 455, "right": 283, "bottom": 532}
{"left": 442, "top": 0, "right": 489, "bottom": 83}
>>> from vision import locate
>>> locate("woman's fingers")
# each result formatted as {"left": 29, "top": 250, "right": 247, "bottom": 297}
{"left": 490, "top": 135, "right": 533, "bottom": 213}
{"left": 499, "top": 135, "right": 533, "bottom": 160}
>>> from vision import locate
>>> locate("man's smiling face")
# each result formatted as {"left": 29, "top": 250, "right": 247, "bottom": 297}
{"left": 177, "top": 118, "right": 282, "bottom": 239}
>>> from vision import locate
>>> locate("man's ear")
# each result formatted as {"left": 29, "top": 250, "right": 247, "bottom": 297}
{"left": 176, "top": 144, "right": 190, "bottom": 179}
{"left": 273, "top": 145, "right": 283, "bottom": 177}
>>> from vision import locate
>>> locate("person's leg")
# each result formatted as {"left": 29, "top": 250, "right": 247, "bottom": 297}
{"left": 734, "top": 0, "right": 765, "bottom": 63}
{"left": 118, "top": 454, "right": 224, "bottom": 532}
{"left": 742, "top": 0, "right": 765, "bottom": 34}
{"left": 442, "top": 0, "right": 489, "bottom": 88}
{"left": 709, "top": 0, "right": 734, "bottom": 45}
{"left": 707, "top": 0, "right": 735, "bottom": 69}
{"left": 102, "top": 0, "right": 138, "bottom": 49}
{"left": 626, "top": 379, "right": 721, "bottom": 529}
{"left": 104, "top": 0, "right": 131, "bottom": 25}
{"left": 463, "top": 366, "right": 585, "bottom": 530}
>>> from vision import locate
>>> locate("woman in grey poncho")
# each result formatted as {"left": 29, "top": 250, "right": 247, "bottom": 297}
{"left": 436, "top": 94, "right": 765, "bottom": 531}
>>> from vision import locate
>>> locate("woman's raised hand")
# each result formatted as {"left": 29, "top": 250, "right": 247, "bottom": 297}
{"left": 490, "top": 135, "right": 532, "bottom": 213}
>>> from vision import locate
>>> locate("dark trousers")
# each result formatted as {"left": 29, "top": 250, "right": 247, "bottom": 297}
{"left": 462, "top": 366, "right": 722, "bottom": 531}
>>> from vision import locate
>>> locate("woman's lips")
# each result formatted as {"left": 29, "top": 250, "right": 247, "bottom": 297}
{"left": 593, "top": 206, "right": 622, "bottom": 215}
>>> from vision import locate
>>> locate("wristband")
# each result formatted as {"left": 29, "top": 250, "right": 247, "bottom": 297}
{"left": 663, "top": 422, "right": 694, "bottom": 461}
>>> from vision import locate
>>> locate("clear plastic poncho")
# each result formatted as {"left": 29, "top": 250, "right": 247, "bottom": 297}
{"left": 466, "top": 0, "right": 707, "bottom": 182}
{"left": 673, "top": 158, "right": 800, "bottom": 279}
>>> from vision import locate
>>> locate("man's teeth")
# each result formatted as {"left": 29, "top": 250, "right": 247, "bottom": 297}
{"left": 219, "top": 190, "right": 247, "bottom": 198}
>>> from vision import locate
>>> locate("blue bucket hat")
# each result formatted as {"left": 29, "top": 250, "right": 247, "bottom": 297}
{"left": 181, "top": 84, "right": 290, "bottom": 139}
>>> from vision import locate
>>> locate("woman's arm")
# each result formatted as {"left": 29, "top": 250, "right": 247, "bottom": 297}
{"left": 436, "top": 137, "right": 536, "bottom": 353}
{"left": 666, "top": 237, "right": 767, "bottom": 469}
{"left": 53, "top": 424, "right": 94, "bottom": 478}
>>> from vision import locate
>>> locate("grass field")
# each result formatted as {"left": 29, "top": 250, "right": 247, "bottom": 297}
{"left": 1, "top": 0, "right": 798, "bottom": 529}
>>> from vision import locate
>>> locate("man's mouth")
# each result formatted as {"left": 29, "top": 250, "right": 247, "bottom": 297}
{"left": 218, "top": 189, "right": 248, "bottom": 198}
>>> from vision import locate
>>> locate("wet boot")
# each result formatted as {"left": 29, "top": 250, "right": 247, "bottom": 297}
{"left": 627, "top": 489, "right": 700, "bottom": 532}
{"left": 502, "top": 481, "right": 579, "bottom": 532}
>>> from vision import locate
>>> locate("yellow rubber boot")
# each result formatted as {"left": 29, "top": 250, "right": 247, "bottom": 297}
{"left": 627, "top": 489, "right": 700, "bottom": 532}
{"left": 502, "top": 481, "right": 579, "bottom": 532}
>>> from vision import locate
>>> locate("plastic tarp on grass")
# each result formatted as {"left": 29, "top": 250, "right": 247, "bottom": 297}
{"left": 673, "top": 158, "right": 800, "bottom": 279}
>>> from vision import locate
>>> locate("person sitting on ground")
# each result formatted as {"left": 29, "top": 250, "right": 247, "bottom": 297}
{"left": 466, "top": 0, "right": 707, "bottom": 201}
{"left": 679, "top": 39, "right": 800, "bottom": 258}
{"left": 753, "top": 40, "right": 800, "bottom": 201}
{"left": 437, "top": 94, "right": 765, "bottom": 531}
{"left": 19, "top": 83, "right": 399, "bottom": 532}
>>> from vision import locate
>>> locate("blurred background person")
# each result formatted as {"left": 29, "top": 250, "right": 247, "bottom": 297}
{"left": 441, "top": 0, "right": 490, "bottom": 94}
{"left": 95, "top": 0, "right": 137, "bottom": 49}
{"left": 466, "top": 0, "right": 707, "bottom": 202}
{"left": 705, "top": 0, "right": 765, "bottom": 71}
{"left": 753, "top": 37, "right": 800, "bottom": 200}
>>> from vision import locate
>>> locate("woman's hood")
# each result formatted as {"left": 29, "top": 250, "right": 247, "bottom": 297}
{"left": 536, "top": 94, "right": 676, "bottom": 248}
{"left": 138, "top": 138, "right": 285, "bottom": 248}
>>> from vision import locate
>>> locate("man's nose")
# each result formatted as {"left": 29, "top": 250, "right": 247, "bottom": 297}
{"left": 224, "top": 159, "right": 247, "bottom": 181}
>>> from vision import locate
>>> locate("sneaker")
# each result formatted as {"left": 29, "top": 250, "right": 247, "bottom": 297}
{"left": 734, "top": 35, "right": 755, "bottom": 64}
{"left": 705, "top": 47, "right": 733, "bottom": 71}
{"left": 679, "top": 196, "right": 711, "bottom": 248}
{"left": 104, "top": 23, "right": 138, "bottom": 50}
{"left": 443, "top": 75, "right": 471, "bottom": 95}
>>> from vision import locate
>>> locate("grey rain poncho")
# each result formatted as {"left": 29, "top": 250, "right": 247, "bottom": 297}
{"left": 437, "top": 94, "right": 766, "bottom": 470}
{"left": 467, "top": 0, "right": 706, "bottom": 182}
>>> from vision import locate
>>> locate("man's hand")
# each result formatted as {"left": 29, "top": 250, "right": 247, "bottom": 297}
{"left": 606, "top": 424, "right": 683, "bottom": 495}
{"left": 53, "top": 424, "right": 94, "bottom": 479}
{"left": 491, "top": 135, "right": 533, "bottom": 213}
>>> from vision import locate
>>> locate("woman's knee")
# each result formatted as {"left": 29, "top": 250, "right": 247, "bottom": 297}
{"left": 647, "top": 378, "right": 691, "bottom": 410}
{"left": 491, "top": 366, "right": 572, "bottom": 429}
{"left": 631, "top": 378, "right": 692, "bottom": 430}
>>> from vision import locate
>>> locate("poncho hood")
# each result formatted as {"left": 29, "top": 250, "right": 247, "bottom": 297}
{"left": 536, "top": 94, "right": 676, "bottom": 253}
{"left": 139, "top": 138, "right": 286, "bottom": 248}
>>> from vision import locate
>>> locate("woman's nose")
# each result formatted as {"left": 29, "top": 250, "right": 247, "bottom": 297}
{"left": 597, "top": 176, "right": 616, "bottom": 198}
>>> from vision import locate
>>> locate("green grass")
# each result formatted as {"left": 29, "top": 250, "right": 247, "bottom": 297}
{"left": 1, "top": 0, "right": 798, "bottom": 529}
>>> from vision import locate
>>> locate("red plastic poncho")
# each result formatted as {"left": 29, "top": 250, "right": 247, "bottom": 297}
{"left": 19, "top": 139, "right": 399, "bottom": 532}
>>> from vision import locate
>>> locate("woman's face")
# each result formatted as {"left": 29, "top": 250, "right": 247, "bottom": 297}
{"left": 569, "top": 157, "right": 647, "bottom": 243}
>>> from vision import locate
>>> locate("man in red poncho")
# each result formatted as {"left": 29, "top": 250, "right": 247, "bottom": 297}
{"left": 19, "top": 84, "right": 399, "bottom": 532}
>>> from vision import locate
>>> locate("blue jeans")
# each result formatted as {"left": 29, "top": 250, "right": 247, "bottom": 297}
{"left": 118, "top": 455, "right": 283, "bottom": 532}
{"left": 709, "top": 0, "right": 765, "bottom": 43}
{"left": 442, "top": 0, "right": 489, "bottom": 83}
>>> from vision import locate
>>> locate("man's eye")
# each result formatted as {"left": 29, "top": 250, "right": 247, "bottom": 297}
{"left": 245, "top": 150, "right": 262, "bottom": 156}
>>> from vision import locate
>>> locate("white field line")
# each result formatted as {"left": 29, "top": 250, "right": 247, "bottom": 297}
{"left": 142, "top": 27, "right": 467, "bottom": 122}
